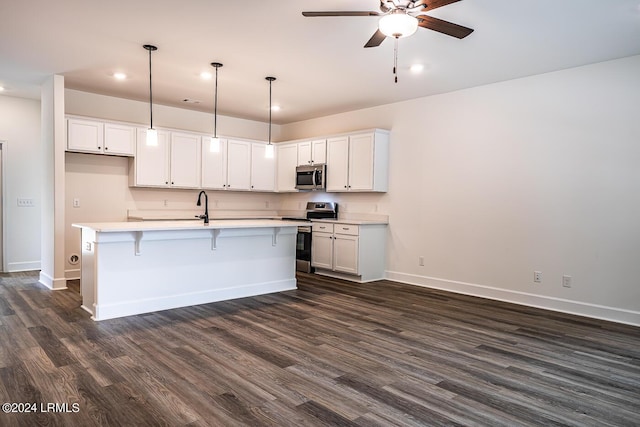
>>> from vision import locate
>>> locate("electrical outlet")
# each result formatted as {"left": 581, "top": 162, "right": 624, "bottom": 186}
{"left": 534, "top": 271, "right": 542, "bottom": 283}
{"left": 163, "top": 199, "right": 168, "bottom": 207}
{"left": 562, "top": 275, "right": 572, "bottom": 288}
{"left": 17, "top": 198, "right": 34, "bottom": 207}
{"left": 419, "top": 256, "right": 425, "bottom": 266}
{"left": 73, "top": 198, "right": 80, "bottom": 208}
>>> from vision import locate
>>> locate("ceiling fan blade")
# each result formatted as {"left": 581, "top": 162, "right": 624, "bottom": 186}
{"left": 364, "top": 29, "right": 386, "bottom": 48}
{"left": 302, "top": 11, "right": 380, "bottom": 17}
{"left": 417, "top": 15, "right": 474, "bottom": 39}
{"left": 414, "top": 0, "right": 463, "bottom": 12}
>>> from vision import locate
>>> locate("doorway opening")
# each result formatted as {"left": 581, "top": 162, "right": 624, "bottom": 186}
{"left": 0, "top": 141, "right": 4, "bottom": 272}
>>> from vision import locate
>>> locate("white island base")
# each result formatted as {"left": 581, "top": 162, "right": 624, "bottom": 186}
{"left": 73, "top": 220, "right": 300, "bottom": 321}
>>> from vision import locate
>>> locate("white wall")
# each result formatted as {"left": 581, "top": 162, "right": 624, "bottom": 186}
{"left": 281, "top": 55, "right": 640, "bottom": 325}
{"left": 0, "top": 95, "right": 42, "bottom": 272}
{"left": 64, "top": 90, "right": 282, "bottom": 278}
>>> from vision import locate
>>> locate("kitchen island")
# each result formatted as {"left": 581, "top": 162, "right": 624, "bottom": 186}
{"left": 72, "top": 219, "right": 301, "bottom": 321}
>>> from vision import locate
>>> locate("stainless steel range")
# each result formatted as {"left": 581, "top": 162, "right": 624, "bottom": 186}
{"left": 284, "top": 202, "right": 338, "bottom": 273}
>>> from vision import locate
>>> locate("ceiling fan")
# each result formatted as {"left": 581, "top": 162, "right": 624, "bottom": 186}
{"left": 302, "top": 0, "right": 474, "bottom": 48}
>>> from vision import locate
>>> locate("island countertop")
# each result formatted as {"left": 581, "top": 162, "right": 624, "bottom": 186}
{"left": 72, "top": 219, "right": 303, "bottom": 233}
{"left": 74, "top": 219, "right": 300, "bottom": 321}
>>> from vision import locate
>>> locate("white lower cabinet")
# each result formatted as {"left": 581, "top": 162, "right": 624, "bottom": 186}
{"left": 311, "top": 222, "right": 387, "bottom": 282}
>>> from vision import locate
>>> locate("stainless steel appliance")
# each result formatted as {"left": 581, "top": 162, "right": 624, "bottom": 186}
{"left": 284, "top": 202, "right": 338, "bottom": 272}
{"left": 295, "top": 164, "right": 326, "bottom": 191}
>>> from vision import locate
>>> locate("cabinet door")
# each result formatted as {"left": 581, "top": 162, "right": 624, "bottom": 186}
{"left": 226, "top": 139, "right": 251, "bottom": 191}
{"left": 311, "top": 139, "right": 327, "bottom": 164}
{"left": 170, "top": 132, "right": 201, "bottom": 188}
{"left": 333, "top": 234, "right": 359, "bottom": 275}
{"left": 311, "top": 232, "right": 334, "bottom": 270}
{"left": 202, "top": 138, "right": 228, "bottom": 190}
{"left": 67, "top": 118, "right": 103, "bottom": 153}
{"left": 326, "top": 136, "right": 349, "bottom": 191}
{"left": 251, "top": 143, "right": 276, "bottom": 191}
{"left": 277, "top": 143, "right": 298, "bottom": 192}
{"left": 348, "top": 133, "right": 375, "bottom": 191}
{"left": 103, "top": 123, "right": 135, "bottom": 156}
{"left": 135, "top": 129, "right": 170, "bottom": 187}
{"left": 297, "top": 141, "right": 312, "bottom": 165}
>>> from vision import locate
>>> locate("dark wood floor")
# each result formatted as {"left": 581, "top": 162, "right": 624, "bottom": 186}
{"left": 0, "top": 271, "right": 639, "bottom": 426}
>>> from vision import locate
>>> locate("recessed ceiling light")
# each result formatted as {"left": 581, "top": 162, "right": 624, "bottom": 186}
{"left": 113, "top": 72, "right": 127, "bottom": 80}
{"left": 410, "top": 64, "right": 424, "bottom": 73}
{"left": 0, "top": 86, "right": 5, "bottom": 92}
{"left": 200, "top": 71, "right": 213, "bottom": 80}
{"left": 271, "top": 105, "right": 281, "bottom": 112}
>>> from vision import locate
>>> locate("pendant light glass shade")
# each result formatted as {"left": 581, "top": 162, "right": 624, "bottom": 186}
{"left": 146, "top": 128, "right": 158, "bottom": 146}
{"left": 265, "top": 144, "right": 275, "bottom": 159}
{"left": 210, "top": 62, "right": 223, "bottom": 153}
{"left": 209, "top": 137, "right": 221, "bottom": 153}
{"left": 265, "top": 76, "right": 276, "bottom": 159}
{"left": 143, "top": 44, "right": 158, "bottom": 146}
{"left": 378, "top": 12, "right": 418, "bottom": 38}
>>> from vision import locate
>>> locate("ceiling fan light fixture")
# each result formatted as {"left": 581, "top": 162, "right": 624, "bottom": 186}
{"left": 378, "top": 12, "right": 418, "bottom": 38}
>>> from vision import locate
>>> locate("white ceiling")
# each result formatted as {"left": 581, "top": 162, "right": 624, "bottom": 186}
{"left": 1, "top": 0, "right": 640, "bottom": 124}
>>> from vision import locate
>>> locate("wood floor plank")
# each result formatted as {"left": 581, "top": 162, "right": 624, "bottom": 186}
{"left": 0, "top": 271, "right": 638, "bottom": 426}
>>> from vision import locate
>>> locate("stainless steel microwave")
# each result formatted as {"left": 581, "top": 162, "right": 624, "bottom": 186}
{"left": 295, "top": 164, "right": 326, "bottom": 190}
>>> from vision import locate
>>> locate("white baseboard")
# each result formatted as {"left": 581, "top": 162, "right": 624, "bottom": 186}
{"left": 38, "top": 271, "right": 68, "bottom": 290}
{"left": 65, "top": 268, "right": 80, "bottom": 280}
{"left": 385, "top": 271, "right": 640, "bottom": 327}
{"left": 91, "top": 279, "right": 297, "bottom": 321}
{"left": 7, "top": 261, "right": 41, "bottom": 272}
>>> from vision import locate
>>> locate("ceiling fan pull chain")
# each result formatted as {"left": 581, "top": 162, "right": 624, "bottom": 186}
{"left": 393, "top": 36, "right": 399, "bottom": 83}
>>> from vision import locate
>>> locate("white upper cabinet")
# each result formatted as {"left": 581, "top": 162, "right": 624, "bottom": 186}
{"left": 226, "top": 139, "right": 251, "bottom": 191}
{"left": 133, "top": 128, "right": 170, "bottom": 187}
{"left": 276, "top": 143, "right": 299, "bottom": 192}
{"left": 326, "top": 136, "right": 350, "bottom": 191}
{"left": 132, "top": 129, "right": 200, "bottom": 188}
{"left": 298, "top": 139, "right": 327, "bottom": 165}
{"left": 103, "top": 123, "right": 136, "bottom": 156}
{"left": 251, "top": 143, "right": 276, "bottom": 191}
{"left": 67, "top": 118, "right": 135, "bottom": 156}
{"left": 170, "top": 132, "right": 201, "bottom": 188}
{"left": 201, "top": 138, "right": 228, "bottom": 190}
{"left": 67, "top": 118, "right": 103, "bottom": 153}
{"left": 326, "top": 130, "right": 389, "bottom": 192}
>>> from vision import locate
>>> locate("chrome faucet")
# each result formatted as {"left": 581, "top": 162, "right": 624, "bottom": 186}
{"left": 196, "top": 190, "right": 209, "bottom": 225}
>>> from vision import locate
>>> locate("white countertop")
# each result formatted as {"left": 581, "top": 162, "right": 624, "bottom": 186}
{"left": 311, "top": 218, "right": 389, "bottom": 225}
{"left": 73, "top": 219, "right": 303, "bottom": 233}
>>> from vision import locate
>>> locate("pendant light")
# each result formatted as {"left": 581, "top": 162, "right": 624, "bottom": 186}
{"left": 265, "top": 76, "right": 276, "bottom": 159}
{"left": 209, "top": 62, "right": 223, "bottom": 153}
{"left": 143, "top": 44, "right": 158, "bottom": 146}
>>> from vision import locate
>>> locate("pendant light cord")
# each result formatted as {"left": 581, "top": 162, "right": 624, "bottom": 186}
{"left": 214, "top": 66, "right": 218, "bottom": 138}
{"left": 148, "top": 48, "right": 153, "bottom": 128}
{"left": 268, "top": 79, "right": 272, "bottom": 145}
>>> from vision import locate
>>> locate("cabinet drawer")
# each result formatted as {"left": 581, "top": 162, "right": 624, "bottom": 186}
{"left": 334, "top": 224, "right": 359, "bottom": 236}
{"left": 312, "top": 223, "right": 334, "bottom": 233}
